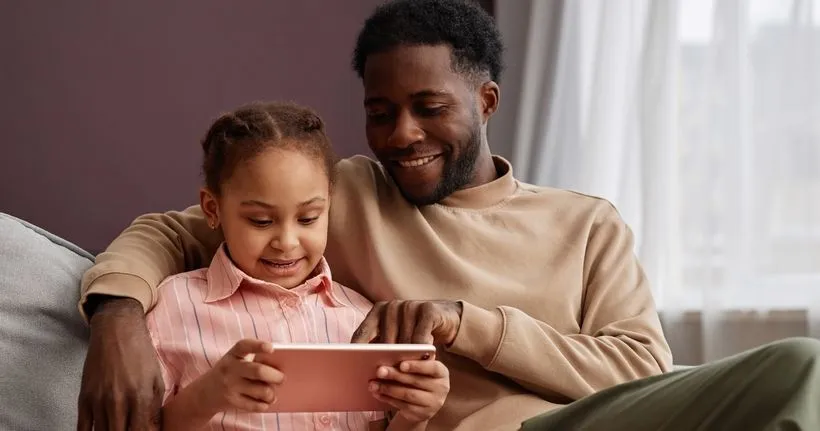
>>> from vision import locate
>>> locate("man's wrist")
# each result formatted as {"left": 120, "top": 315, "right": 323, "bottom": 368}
{"left": 87, "top": 295, "right": 143, "bottom": 323}
{"left": 445, "top": 301, "right": 465, "bottom": 347}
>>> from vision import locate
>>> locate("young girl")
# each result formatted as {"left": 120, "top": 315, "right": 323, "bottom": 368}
{"left": 146, "top": 101, "right": 450, "bottom": 430}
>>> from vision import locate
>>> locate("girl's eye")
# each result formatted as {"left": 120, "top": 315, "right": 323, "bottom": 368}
{"left": 248, "top": 218, "right": 272, "bottom": 227}
{"left": 298, "top": 217, "right": 319, "bottom": 225}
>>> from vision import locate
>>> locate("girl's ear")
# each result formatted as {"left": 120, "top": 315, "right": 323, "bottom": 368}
{"left": 199, "top": 187, "right": 220, "bottom": 229}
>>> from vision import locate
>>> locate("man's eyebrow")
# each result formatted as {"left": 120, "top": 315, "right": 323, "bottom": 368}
{"left": 364, "top": 96, "right": 389, "bottom": 107}
{"left": 410, "top": 90, "right": 451, "bottom": 98}
{"left": 364, "top": 90, "right": 452, "bottom": 106}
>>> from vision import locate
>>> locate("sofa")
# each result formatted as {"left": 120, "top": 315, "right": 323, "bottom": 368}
{"left": 0, "top": 213, "right": 92, "bottom": 430}
{"left": 0, "top": 212, "right": 692, "bottom": 430}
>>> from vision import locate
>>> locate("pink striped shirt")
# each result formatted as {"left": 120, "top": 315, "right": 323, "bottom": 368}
{"left": 146, "top": 244, "right": 382, "bottom": 430}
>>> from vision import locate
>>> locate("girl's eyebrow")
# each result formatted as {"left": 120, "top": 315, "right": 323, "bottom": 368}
{"left": 240, "top": 197, "right": 326, "bottom": 209}
{"left": 299, "top": 197, "right": 326, "bottom": 207}
{"left": 240, "top": 200, "right": 273, "bottom": 208}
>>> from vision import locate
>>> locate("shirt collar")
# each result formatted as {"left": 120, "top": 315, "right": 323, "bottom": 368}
{"left": 204, "top": 244, "right": 344, "bottom": 306}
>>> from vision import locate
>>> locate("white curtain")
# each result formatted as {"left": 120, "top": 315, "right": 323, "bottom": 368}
{"left": 493, "top": 0, "right": 820, "bottom": 364}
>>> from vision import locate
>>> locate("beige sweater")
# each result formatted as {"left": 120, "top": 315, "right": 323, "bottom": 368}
{"left": 81, "top": 155, "right": 672, "bottom": 431}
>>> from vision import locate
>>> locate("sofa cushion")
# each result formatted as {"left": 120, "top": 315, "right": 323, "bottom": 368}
{"left": 0, "top": 213, "right": 92, "bottom": 431}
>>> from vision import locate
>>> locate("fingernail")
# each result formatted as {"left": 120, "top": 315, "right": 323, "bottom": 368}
{"left": 377, "top": 366, "right": 388, "bottom": 378}
{"left": 400, "top": 362, "right": 410, "bottom": 372}
{"left": 369, "top": 382, "right": 379, "bottom": 392}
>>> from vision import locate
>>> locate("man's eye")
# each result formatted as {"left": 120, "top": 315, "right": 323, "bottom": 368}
{"left": 298, "top": 217, "right": 319, "bottom": 225}
{"left": 248, "top": 218, "right": 272, "bottom": 227}
{"left": 417, "top": 106, "right": 445, "bottom": 117}
{"left": 367, "top": 112, "right": 392, "bottom": 124}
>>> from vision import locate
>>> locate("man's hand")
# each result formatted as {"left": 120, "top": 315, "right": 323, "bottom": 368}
{"left": 351, "top": 300, "right": 463, "bottom": 345}
{"left": 77, "top": 297, "right": 164, "bottom": 431}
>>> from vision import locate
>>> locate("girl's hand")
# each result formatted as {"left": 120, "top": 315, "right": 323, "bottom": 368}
{"left": 370, "top": 359, "right": 450, "bottom": 424}
{"left": 201, "top": 339, "right": 285, "bottom": 413}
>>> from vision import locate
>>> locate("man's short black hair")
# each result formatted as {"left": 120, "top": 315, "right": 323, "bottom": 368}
{"left": 352, "top": 0, "right": 504, "bottom": 82}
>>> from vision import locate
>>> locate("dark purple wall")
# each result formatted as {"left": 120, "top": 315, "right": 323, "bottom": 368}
{"left": 0, "top": 1, "right": 383, "bottom": 253}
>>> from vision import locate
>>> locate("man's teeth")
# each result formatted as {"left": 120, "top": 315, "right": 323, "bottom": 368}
{"left": 266, "top": 260, "right": 296, "bottom": 267}
{"left": 398, "top": 156, "right": 437, "bottom": 168}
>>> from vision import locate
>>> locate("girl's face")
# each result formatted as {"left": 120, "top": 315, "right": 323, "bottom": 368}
{"left": 201, "top": 145, "right": 330, "bottom": 289}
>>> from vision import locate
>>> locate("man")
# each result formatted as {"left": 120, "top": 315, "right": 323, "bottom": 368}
{"left": 77, "top": 0, "right": 820, "bottom": 430}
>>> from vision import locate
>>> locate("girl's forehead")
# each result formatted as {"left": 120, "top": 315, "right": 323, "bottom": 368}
{"left": 221, "top": 149, "right": 330, "bottom": 207}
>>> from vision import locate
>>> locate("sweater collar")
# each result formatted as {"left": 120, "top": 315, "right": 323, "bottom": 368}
{"left": 436, "top": 156, "right": 517, "bottom": 209}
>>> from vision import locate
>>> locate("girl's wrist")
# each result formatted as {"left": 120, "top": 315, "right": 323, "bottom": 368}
{"left": 194, "top": 371, "right": 225, "bottom": 415}
{"left": 387, "top": 414, "right": 428, "bottom": 431}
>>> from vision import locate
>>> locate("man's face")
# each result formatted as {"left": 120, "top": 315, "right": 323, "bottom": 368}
{"left": 363, "top": 44, "right": 484, "bottom": 206}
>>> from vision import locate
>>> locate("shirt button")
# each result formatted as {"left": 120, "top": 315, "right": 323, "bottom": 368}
{"left": 316, "top": 414, "right": 332, "bottom": 428}
{"left": 283, "top": 297, "right": 300, "bottom": 308}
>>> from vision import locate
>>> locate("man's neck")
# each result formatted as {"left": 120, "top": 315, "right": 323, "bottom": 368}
{"left": 467, "top": 151, "right": 499, "bottom": 189}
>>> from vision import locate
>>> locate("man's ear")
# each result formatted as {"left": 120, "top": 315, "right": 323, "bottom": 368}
{"left": 199, "top": 187, "right": 220, "bottom": 229}
{"left": 479, "top": 80, "right": 500, "bottom": 123}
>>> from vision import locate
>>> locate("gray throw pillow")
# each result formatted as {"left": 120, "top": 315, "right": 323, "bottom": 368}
{"left": 0, "top": 213, "right": 92, "bottom": 431}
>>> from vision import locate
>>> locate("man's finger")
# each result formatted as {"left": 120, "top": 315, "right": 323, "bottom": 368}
{"left": 227, "top": 339, "right": 274, "bottom": 359}
{"left": 351, "top": 304, "right": 383, "bottom": 343}
{"left": 76, "top": 396, "right": 93, "bottom": 431}
{"left": 105, "top": 395, "right": 128, "bottom": 431}
{"left": 398, "top": 301, "right": 416, "bottom": 343}
{"left": 381, "top": 301, "right": 401, "bottom": 344}
{"left": 128, "top": 392, "right": 161, "bottom": 431}
{"left": 411, "top": 313, "right": 436, "bottom": 345}
{"left": 94, "top": 403, "right": 109, "bottom": 431}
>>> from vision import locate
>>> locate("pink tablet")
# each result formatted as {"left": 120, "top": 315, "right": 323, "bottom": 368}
{"left": 252, "top": 343, "right": 436, "bottom": 413}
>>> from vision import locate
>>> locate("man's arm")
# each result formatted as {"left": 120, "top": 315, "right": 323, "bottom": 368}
{"left": 79, "top": 205, "right": 223, "bottom": 320}
{"left": 447, "top": 207, "right": 672, "bottom": 401}
{"left": 76, "top": 205, "right": 224, "bottom": 431}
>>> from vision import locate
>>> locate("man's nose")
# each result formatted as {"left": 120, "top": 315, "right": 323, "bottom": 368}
{"left": 387, "top": 110, "right": 424, "bottom": 148}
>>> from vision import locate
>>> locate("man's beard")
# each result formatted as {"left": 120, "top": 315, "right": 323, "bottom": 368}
{"left": 398, "top": 125, "right": 482, "bottom": 206}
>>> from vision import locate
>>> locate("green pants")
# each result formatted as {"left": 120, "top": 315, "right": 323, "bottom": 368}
{"left": 521, "top": 337, "right": 820, "bottom": 431}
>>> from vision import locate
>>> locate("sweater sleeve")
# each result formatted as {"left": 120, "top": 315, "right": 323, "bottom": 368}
{"left": 447, "top": 206, "right": 672, "bottom": 402}
{"left": 78, "top": 205, "right": 223, "bottom": 322}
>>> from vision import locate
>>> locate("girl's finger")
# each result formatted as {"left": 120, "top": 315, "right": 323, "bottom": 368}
{"left": 375, "top": 366, "right": 437, "bottom": 392}
{"left": 371, "top": 381, "right": 435, "bottom": 407}
{"left": 231, "top": 393, "right": 273, "bottom": 413}
{"left": 237, "top": 361, "right": 285, "bottom": 385}
{"left": 398, "top": 360, "right": 448, "bottom": 378}
{"left": 372, "top": 392, "right": 427, "bottom": 422}
{"left": 234, "top": 379, "right": 277, "bottom": 404}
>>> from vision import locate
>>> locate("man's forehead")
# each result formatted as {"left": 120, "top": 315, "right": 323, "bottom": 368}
{"left": 362, "top": 44, "right": 463, "bottom": 98}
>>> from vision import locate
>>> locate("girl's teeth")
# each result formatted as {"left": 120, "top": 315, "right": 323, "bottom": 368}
{"left": 398, "top": 156, "right": 436, "bottom": 168}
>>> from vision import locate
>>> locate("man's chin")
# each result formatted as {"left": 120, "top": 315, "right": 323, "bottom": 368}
{"left": 399, "top": 189, "right": 441, "bottom": 206}
{"left": 394, "top": 178, "right": 458, "bottom": 206}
